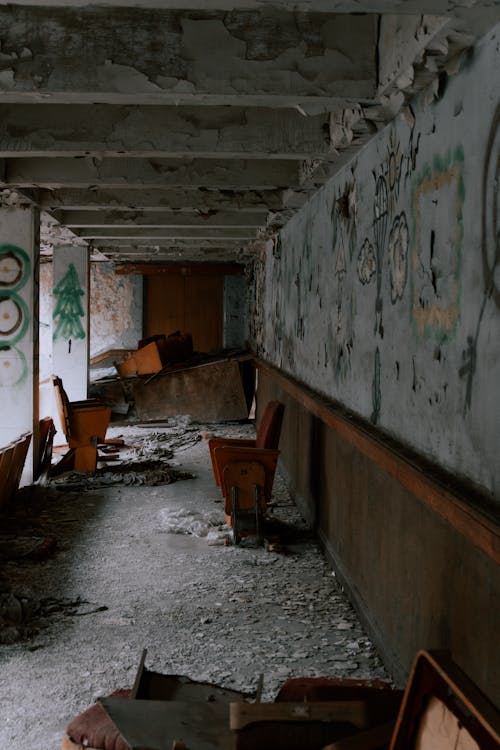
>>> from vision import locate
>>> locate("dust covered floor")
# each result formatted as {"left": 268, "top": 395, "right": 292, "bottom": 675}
{"left": 0, "top": 420, "right": 388, "bottom": 750}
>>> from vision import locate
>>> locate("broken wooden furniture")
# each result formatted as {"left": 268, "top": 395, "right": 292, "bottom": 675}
{"left": 51, "top": 375, "right": 111, "bottom": 473}
{"left": 134, "top": 356, "right": 250, "bottom": 422}
{"left": 116, "top": 331, "right": 193, "bottom": 377}
{"left": 62, "top": 648, "right": 249, "bottom": 750}
{"left": 36, "top": 416, "right": 56, "bottom": 482}
{"left": 0, "top": 431, "right": 31, "bottom": 508}
{"left": 322, "top": 650, "right": 500, "bottom": 750}
{"left": 62, "top": 652, "right": 500, "bottom": 750}
{"left": 62, "top": 650, "right": 400, "bottom": 750}
{"left": 231, "top": 677, "right": 402, "bottom": 750}
{"left": 209, "top": 400, "right": 284, "bottom": 541}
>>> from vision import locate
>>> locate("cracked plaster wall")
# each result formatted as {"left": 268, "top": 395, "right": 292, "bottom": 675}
{"left": 0, "top": 8, "right": 375, "bottom": 103}
{"left": 90, "top": 263, "right": 142, "bottom": 356}
{"left": 251, "top": 22, "right": 500, "bottom": 500}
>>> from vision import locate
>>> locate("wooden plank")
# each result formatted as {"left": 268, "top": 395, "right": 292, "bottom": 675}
{"left": 145, "top": 272, "right": 224, "bottom": 353}
{"left": 100, "top": 699, "right": 233, "bottom": 750}
{"left": 134, "top": 359, "right": 248, "bottom": 422}
{"left": 185, "top": 274, "right": 223, "bottom": 353}
{"left": 116, "top": 342, "right": 163, "bottom": 377}
{"left": 230, "top": 701, "right": 369, "bottom": 731}
{"left": 145, "top": 275, "right": 185, "bottom": 340}
{"left": 256, "top": 358, "right": 500, "bottom": 565}
{"left": 90, "top": 349, "right": 133, "bottom": 368}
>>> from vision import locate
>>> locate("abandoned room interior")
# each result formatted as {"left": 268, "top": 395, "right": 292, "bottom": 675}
{"left": 0, "top": 0, "right": 499, "bottom": 748}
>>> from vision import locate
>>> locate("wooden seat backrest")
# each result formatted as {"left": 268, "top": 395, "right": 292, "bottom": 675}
{"left": 51, "top": 375, "right": 72, "bottom": 439}
{"left": 390, "top": 651, "right": 500, "bottom": 750}
{"left": 255, "top": 401, "right": 284, "bottom": 450}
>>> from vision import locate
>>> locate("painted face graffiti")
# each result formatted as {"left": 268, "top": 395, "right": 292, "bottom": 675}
{"left": 357, "top": 239, "right": 376, "bottom": 285}
{"left": 0, "top": 251, "right": 23, "bottom": 287}
{"left": 388, "top": 212, "right": 409, "bottom": 303}
{"left": 0, "top": 244, "right": 31, "bottom": 387}
{"left": 0, "top": 296, "right": 23, "bottom": 336}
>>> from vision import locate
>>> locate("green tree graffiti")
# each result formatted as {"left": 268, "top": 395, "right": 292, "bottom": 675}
{"left": 53, "top": 263, "right": 86, "bottom": 341}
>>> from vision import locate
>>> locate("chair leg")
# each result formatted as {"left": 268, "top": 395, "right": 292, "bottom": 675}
{"left": 50, "top": 448, "right": 76, "bottom": 476}
{"left": 73, "top": 445, "right": 98, "bottom": 473}
{"left": 231, "top": 487, "right": 240, "bottom": 545}
{"left": 254, "top": 485, "right": 263, "bottom": 545}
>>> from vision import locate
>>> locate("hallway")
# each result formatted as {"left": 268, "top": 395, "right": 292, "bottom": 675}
{"left": 0, "top": 421, "right": 387, "bottom": 750}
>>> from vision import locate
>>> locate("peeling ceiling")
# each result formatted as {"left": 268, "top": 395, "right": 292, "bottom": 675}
{"left": 0, "top": 1, "right": 499, "bottom": 264}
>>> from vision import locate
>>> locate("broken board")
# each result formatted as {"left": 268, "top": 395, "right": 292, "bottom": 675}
{"left": 100, "top": 698, "right": 233, "bottom": 750}
{"left": 134, "top": 359, "right": 248, "bottom": 422}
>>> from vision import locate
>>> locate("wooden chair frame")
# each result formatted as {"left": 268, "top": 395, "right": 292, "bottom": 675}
{"left": 51, "top": 375, "right": 111, "bottom": 473}
{"left": 322, "top": 650, "right": 500, "bottom": 750}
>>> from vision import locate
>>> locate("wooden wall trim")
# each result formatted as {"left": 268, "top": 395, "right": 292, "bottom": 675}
{"left": 256, "top": 358, "right": 500, "bottom": 565}
{"left": 317, "top": 527, "right": 408, "bottom": 687}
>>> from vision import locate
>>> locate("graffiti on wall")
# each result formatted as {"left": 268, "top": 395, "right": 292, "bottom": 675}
{"left": 370, "top": 347, "right": 381, "bottom": 424}
{"left": 53, "top": 263, "right": 86, "bottom": 342}
{"left": 460, "top": 104, "right": 500, "bottom": 413}
{"left": 357, "top": 238, "right": 376, "bottom": 284}
{"left": 332, "top": 179, "right": 358, "bottom": 266}
{"left": 482, "top": 103, "right": 500, "bottom": 311}
{"left": 373, "top": 173, "right": 389, "bottom": 335}
{"left": 388, "top": 212, "right": 409, "bottom": 303}
{"left": 0, "top": 244, "right": 30, "bottom": 387}
{"left": 411, "top": 145, "right": 464, "bottom": 340}
{"left": 331, "top": 180, "right": 357, "bottom": 380}
{"left": 369, "top": 130, "right": 408, "bottom": 335}
{"left": 384, "top": 131, "right": 403, "bottom": 213}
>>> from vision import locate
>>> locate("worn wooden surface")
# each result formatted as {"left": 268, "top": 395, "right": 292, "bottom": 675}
{"left": 256, "top": 368, "right": 500, "bottom": 708}
{"left": 0, "top": 432, "right": 31, "bottom": 508}
{"left": 230, "top": 701, "right": 369, "bottom": 731}
{"left": 145, "top": 273, "right": 223, "bottom": 353}
{"left": 117, "top": 341, "right": 163, "bottom": 377}
{"left": 90, "top": 349, "right": 133, "bottom": 368}
{"left": 135, "top": 359, "right": 248, "bottom": 422}
{"left": 256, "top": 359, "right": 500, "bottom": 564}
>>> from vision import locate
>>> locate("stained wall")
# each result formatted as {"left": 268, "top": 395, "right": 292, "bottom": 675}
{"left": 250, "top": 23, "right": 500, "bottom": 700}
{"left": 90, "top": 262, "right": 143, "bottom": 356}
{"left": 252, "top": 23, "right": 500, "bottom": 500}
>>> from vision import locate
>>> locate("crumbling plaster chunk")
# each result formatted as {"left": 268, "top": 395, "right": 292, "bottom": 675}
{"left": 95, "top": 62, "right": 162, "bottom": 94}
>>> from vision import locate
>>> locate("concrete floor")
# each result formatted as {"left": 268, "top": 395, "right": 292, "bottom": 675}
{"left": 0, "top": 421, "right": 388, "bottom": 750}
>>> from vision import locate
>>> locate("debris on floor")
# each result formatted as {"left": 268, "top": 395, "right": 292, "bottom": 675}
{"left": 52, "top": 461, "right": 194, "bottom": 490}
{"left": 0, "top": 421, "right": 389, "bottom": 750}
{"left": 158, "top": 507, "right": 225, "bottom": 537}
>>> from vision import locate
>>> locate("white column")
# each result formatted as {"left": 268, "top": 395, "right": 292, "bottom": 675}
{"left": 52, "top": 246, "right": 89, "bottom": 401}
{"left": 0, "top": 205, "right": 40, "bottom": 482}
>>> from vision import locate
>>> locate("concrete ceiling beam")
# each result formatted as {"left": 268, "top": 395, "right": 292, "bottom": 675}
{"left": 38, "top": 188, "right": 288, "bottom": 212}
{"left": 0, "top": 105, "right": 338, "bottom": 160}
{"left": 0, "top": 8, "right": 376, "bottom": 108}
{"left": 92, "top": 238, "right": 249, "bottom": 248}
{"left": 100, "top": 248, "right": 251, "bottom": 263}
{"left": 56, "top": 210, "right": 268, "bottom": 228}
{"left": 0, "top": 0, "right": 494, "bottom": 12}
{"left": 74, "top": 227, "right": 257, "bottom": 240}
{"left": 3, "top": 157, "right": 302, "bottom": 190}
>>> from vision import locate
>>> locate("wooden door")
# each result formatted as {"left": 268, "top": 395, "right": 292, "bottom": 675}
{"left": 145, "top": 273, "right": 223, "bottom": 353}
